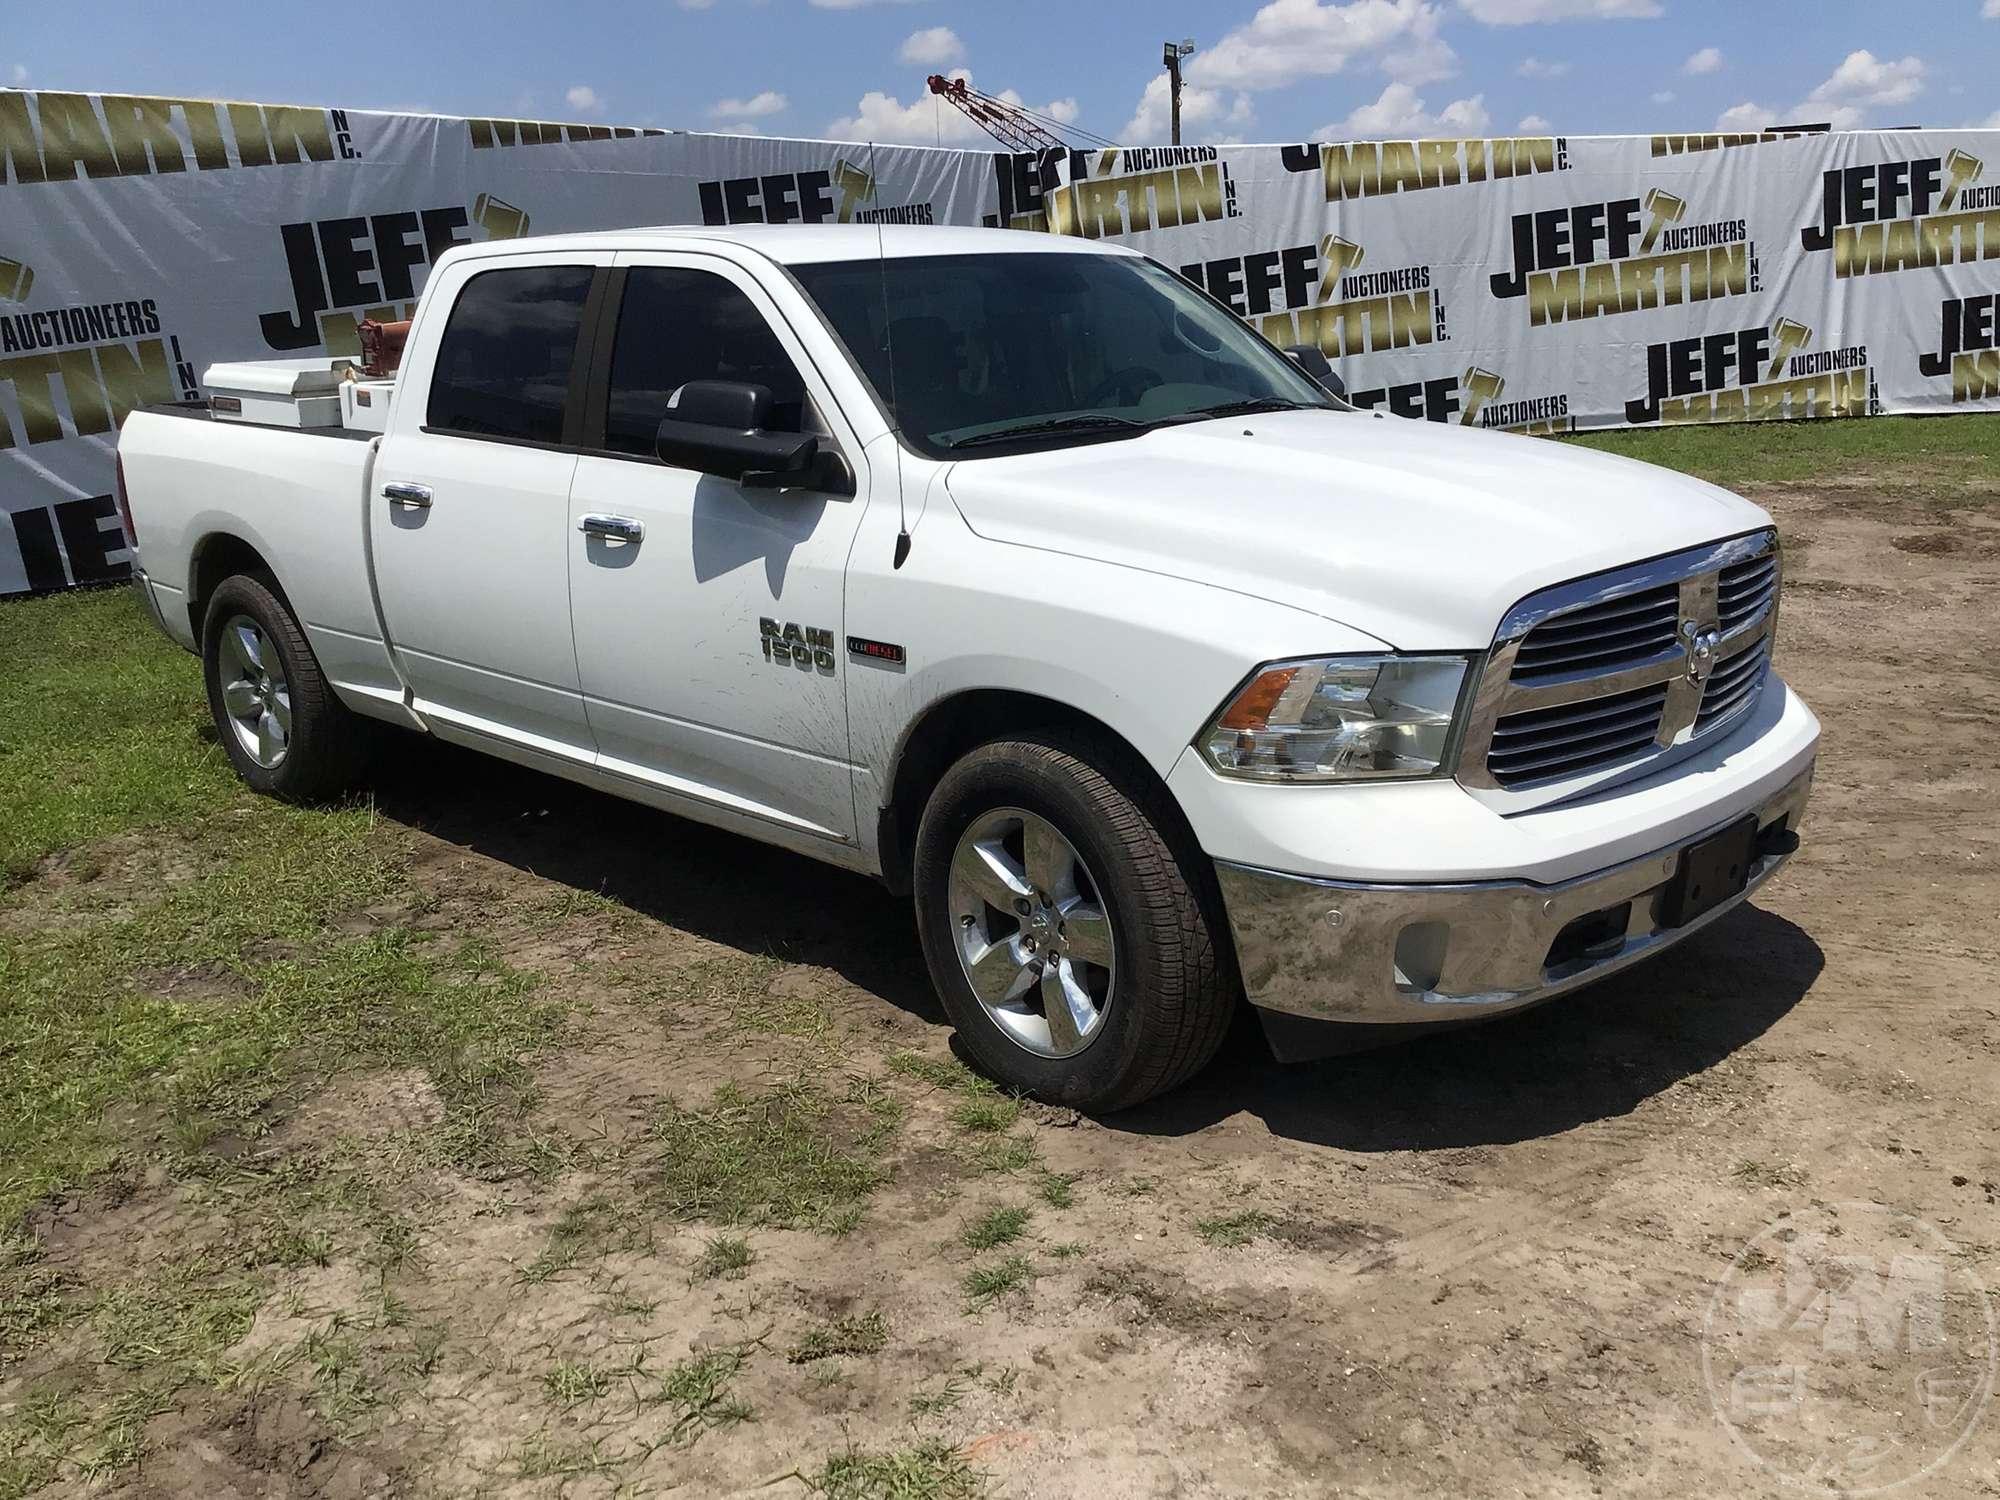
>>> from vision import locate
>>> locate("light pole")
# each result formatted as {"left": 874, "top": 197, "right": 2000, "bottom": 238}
{"left": 1163, "top": 39, "right": 1195, "bottom": 146}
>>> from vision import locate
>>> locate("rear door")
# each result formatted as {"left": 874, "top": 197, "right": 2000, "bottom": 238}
{"left": 564, "top": 252, "right": 872, "bottom": 844}
{"left": 372, "top": 250, "right": 610, "bottom": 760}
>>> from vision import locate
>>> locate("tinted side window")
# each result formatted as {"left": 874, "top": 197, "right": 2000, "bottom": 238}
{"left": 604, "top": 268, "right": 809, "bottom": 457}
{"left": 426, "top": 266, "right": 593, "bottom": 444}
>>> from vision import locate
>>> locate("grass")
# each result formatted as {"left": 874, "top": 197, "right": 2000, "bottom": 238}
{"left": 788, "top": 1310, "right": 887, "bottom": 1364}
{"left": 694, "top": 1233, "right": 755, "bottom": 1281}
{"left": 648, "top": 1080, "right": 892, "bottom": 1232}
{"left": 1035, "top": 1171, "right": 1076, "bottom": 1209}
{"left": 655, "top": 1346, "right": 754, "bottom": 1444}
{"left": 1566, "top": 412, "right": 2000, "bottom": 491}
{"left": 1194, "top": 1209, "right": 1274, "bottom": 1249}
{"left": 0, "top": 588, "right": 234, "bottom": 887}
{"left": 544, "top": 1357, "right": 611, "bottom": 1409}
{"left": 961, "top": 1255, "right": 1034, "bottom": 1309}
{"left": 960, "top": 1206, "right": 1031, "bottom": 1252}
{"left": 809, "top": 1440, "right": 986, "bottom": 1500}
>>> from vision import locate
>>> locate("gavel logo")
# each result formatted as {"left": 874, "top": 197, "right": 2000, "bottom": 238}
{"left": 1316, "top": 235, "right": 1365, "bottom": 303}
{"left": 0, "top": 257, "right": 32, "bottom": 303}
{"left": 1460, "top": 366, "right": 1505, "bottom": 425}
{"left": 833, "top": 160, "right": 877, "bottom": 223}
{"left": 1641, "top": 189, "right": 1687, "bottom": 253}
{"left": 472, "top": 194, "right": 531, "bottom": 240}
{"left": 1766, "top": 318, "right": 1812, "bottom": 382}
{"left": 1943, "top": 149, "right": 1983, "bottom": 212}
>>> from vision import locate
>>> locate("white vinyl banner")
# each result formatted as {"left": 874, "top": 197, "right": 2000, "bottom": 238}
{"left": 2, "top": 90, "right": 1997, "bottom": 594}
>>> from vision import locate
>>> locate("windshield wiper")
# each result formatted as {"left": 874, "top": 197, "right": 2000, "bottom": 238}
{"left": 945, "top": 413, "right": 1152, "bottom": 450}
{"left": 1181, "top": 397, "right": 1321, "bottom": 420}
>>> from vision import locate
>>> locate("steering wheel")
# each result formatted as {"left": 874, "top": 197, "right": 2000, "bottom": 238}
{"left": 1082, "top": 365, "right": 1160, "bottom": 408}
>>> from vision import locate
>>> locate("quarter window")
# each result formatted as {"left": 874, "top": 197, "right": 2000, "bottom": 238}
{"left": 426, "top": 265, "right": 593, "bottom": 444}
{"left": 604, "top": 268, "right": 811, "bottom": 457}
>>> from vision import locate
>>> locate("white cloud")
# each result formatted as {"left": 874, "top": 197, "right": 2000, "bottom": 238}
{"left": 678, "top": 0, "right": 715, "bottom": 8}
{"left": 1804, "top": 49, "right": 1925, "bottom": 112}
{"left": 828, "top": 69, "right": 1081, "bottom": 147}
{"left": 1187, "top": 0, "right": 1453, "bottom": 92}
{"left": 1516, "top": 56, "right": 1568, "bottom": 77}
{"left": 1458, "top": 0, "right": 1659, "bottom": 20}
{"left": 1119, "top": 73, "right": 1256, "bottom": 143}
{"left": 1977, "top": 109, "right": 2000, "bottom": 126}
{"left": 710, "top": 89, "right": 786, "bottom": 120}
{"left": 564, "top": 85, "right": 602, "bottom": 115}
{"left": 6, "top": 64, "right": 25, "bottom": 87}
{"left": 1322, "top": 81, "right": 1491, "bottom": 136}
{"left": 1713, "top": 50, "right": 1927, "bottom": 134}
{"left": 898, "top": 26, "right": 964, "bottom": 66}
{"left": 1650, "top": 89, "right": 1675, "bottom": 104}
{"left": 1517, "top": 112, "right": 1552, "bottom": 130}
{"left": 1715, "top": 102, "right": 1775, "bottom": 131}
{"left": 810, "top": 0, "right": 924, "bottom": 7}
{"left": 1682, "top": 46, "right": 1722, "bottom": 75}
{"left": 1985, "top": 0, "right": 1999, "bottom": 16}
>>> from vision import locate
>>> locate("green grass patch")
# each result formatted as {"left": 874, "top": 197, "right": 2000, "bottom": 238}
{"left": 1565, "top": 412, "right": 2000, "bottom": 491}
{"left": 648, "top": 1081, "right": 891, "bottom": 1232}
{"left": 1035, "top": 1171, "right": 1076, "bottom": 1209}
{"left": 654, "top": 1346, "right": 754, "bottom": 1444}
{"left": 1194, "top": 1209, "right": 1274, "bottom": 1249}
{"left": 809, "top": 1439, "right": 985, "bottom": 1500}
{"left": 0, "top": 588, "right": 232, "bottom": 888}
{"left": 960, "top": 1206, "right": 1030, "bottom": 1252}
{"left": 961, "top": 1255, "right": 1034, "bottom": 1309}
{"left": 787, "top": 1310, "right": 887, "bottom": 1364}
{"left": 693, "top": 1233, "right": 754, "bottom": 1282}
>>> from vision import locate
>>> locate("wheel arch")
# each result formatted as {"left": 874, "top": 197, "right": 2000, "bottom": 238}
{"left": 876, "top": 687, "right": 1210, "bottom": 902}
{"left": 186, "top": 531, "right": 284, "bottom": 643}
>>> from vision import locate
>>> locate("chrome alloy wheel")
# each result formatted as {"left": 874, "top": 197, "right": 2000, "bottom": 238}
{"left": 947, "top": 807, "right": 1116, "bottom": 1058}
{"left": 217, "top": 614, "right": 292, "bottom": 768}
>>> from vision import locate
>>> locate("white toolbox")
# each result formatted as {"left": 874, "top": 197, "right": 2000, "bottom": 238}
{"left": 203, "top": 358, "right": 354, "bottom": 428}
{"left": 339, "top": 378, "right": 396, "bottom": 433}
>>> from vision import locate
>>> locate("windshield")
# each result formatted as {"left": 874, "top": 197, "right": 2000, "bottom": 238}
{"left": 788, "top": 251, "right": 1336, "bottom": 458}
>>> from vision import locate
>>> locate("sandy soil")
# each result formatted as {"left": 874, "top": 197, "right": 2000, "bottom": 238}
{"left": 9, "top": 479, "right": 2000, "bottom": 1498}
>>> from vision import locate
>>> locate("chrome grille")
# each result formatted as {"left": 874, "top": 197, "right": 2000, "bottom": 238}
{"left": 1509, "top": 582, "right": 1679, "bottom": 679}
{"left": 1488, "top": 681, "right": 1671, "bottom": 784}
{"left": 1696, "top": 637, "right": 1770, "bottom": 732}
{"left": 1458, "top": 530, "right": 1780, "bottom": 795}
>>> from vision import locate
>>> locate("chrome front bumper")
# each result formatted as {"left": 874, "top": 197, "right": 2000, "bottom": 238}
{"left": 1215, "top": 766, "right": 1812, "bottom": 1029}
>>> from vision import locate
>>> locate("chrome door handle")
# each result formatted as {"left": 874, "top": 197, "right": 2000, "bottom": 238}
{"left": 382, "top": 481, "right": 433, "bottom": 509}
{"left": 578, "top": 513, "right": 644, "bottom": 543}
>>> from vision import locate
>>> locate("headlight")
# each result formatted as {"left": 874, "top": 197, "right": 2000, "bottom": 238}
{"left": 1199, "top": 655, "right": 1469, "bottom": 782}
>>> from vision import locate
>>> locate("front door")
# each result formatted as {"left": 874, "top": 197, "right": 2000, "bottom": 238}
{"left": 372, "top": 251, "right": 609, "bottom": 759}
{"left": 565, "top": 254, "right": 872, "bottom": 844}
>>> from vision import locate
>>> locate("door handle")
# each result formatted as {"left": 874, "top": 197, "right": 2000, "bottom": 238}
{"left": 382, "top": 481, "right": 433, "bottom": 509}
{"left": 578, "top": 513, "right": 644, "bottom": 544}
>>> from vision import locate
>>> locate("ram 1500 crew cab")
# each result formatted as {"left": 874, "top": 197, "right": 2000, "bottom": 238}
{"left": 118, "top": 225, "right": 1818, "bottom": 1110}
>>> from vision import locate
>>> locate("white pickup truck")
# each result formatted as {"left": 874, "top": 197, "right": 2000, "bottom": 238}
{"left": 118, "top": 224, "right": 1818, "bottom": 1110}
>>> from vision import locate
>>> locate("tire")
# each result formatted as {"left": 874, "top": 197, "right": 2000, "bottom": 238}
{"left": 201, "top": 572, "right": 369, "bottom": 802}
{"left": 912, "top": 731, "right": 1236, "bottom": 1112}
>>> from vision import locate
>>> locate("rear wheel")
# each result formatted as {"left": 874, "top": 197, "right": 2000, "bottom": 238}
{"left": 913, "top": 732, "right": 1236, "bottom": 1112}
{"left": 201, "top": 573, "right": 368, "bottom": 802}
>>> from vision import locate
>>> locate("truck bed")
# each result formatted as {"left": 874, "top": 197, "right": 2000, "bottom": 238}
{"left": 120, "top": 402, "right": 407, "bottom": 713}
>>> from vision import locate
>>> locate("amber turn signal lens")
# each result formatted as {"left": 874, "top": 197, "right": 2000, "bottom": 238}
{"left": 1217, "top": 666, "right": 1298, "bottom": 730}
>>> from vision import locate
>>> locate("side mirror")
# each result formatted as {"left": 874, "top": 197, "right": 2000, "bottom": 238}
{"left": 656, "top": 380, "right": 818, "bottom": 487}
{"left": 1283, "top": 344, "right": 1345, "bottom": 399}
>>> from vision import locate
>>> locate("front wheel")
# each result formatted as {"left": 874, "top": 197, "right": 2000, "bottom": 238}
{"left": 912, "top": 733, "right": 1236, "bottom": 1112}
{"left": 201, "top": 573, "right": 369, "bottom": 802}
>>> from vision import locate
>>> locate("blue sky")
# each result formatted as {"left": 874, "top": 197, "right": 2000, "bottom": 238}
{"left": 6, "top": 0, "right": 1998, "bottom": 146}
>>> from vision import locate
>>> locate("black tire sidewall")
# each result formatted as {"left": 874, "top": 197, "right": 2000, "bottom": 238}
{"left": 913, "top": 740, "right": 1179, "bottom": 1108}
{"left": 201, "top": 575, "right": 328, "bottom": 800}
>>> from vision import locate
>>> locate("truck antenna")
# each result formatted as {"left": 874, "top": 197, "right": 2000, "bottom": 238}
{"left": 869, "top": 139, "right": 912, "bottom": 569}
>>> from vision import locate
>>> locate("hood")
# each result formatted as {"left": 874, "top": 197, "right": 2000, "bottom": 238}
{"left": 941, "top": 409, "right": 1769, "bottom": 649}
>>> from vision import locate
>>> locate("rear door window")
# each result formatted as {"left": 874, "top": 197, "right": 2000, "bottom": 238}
{"left": 426, "top": 266, "right": 593, "bottom": 444}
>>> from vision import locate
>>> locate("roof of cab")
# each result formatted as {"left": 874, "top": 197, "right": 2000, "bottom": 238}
{"left": 448, "top": 224, "right": 1140, "bottom": 266}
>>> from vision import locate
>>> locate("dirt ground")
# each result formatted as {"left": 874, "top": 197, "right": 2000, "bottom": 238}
{"left": 6, "top": 477, "right": 2000, "bottom": 1498}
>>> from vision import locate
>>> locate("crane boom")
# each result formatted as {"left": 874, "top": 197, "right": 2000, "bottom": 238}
{"left": 925, "top": 74, "right": 1070, "bottom": 152}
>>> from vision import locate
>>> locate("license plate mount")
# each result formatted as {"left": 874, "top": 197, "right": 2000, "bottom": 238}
{"left": 1659, "top": 816, "right": 1760, "bottom": 929}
